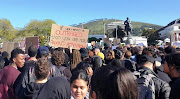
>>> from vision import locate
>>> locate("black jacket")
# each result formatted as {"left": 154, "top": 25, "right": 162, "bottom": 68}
{"left": 14, "top": 63, "right": 61, "bottom": 99}
{"left": 23, "top": 82, "right": 44, "bottom": 99}
{"left": 37, "top": 77, "right": 71, "bottom": 99}
{"left": 139, "top": 67, "right": 171, "bottom": 99}
{"left": 155, "top": 65, "right": 171, "bottom": 83}
{"left": 169, "top": 77, "right": 180, "bottom": 99}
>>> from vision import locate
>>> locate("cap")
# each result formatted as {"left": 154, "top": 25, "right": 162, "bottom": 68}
{"left": 38, "top": 46, "right": 49, "bottom": 54}
{"left": 139, "top": 55, "right": 155, "bottom": 64}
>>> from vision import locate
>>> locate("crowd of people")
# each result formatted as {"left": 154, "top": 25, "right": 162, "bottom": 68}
{"left": 0, "top": 42, "right": 180, "bottom": 99}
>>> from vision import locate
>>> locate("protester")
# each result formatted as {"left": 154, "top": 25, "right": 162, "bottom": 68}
{"left": 73, "top": 62, "right": 93, "bottom": 77}
{"left": 97, "top": 52, "right": 104, "bottom": 61}
{"left": 93, "top": 48, "right": 100, "bottom": 56}
{"left": 23, "top": 58, "right": 50, "bottom": 99}
{"left": 142, "top": 47, "right": 171, "bottom": 83}
{"left": 37, "top": 77, "right": 71, "bottom": 99}
{"left": 0, "top": 56, "right": 5, "bottom": 72}
{"left": 19, "top": 45, "right": 37, "bottom": 73}
{"left": 102, "top": 42, "right": 111, "bottom": 60}
{"left": 14, "top": 46, "right": 61, "bottom": 98}
{"left": 2, "top": 51, "right": 9, "bottom": 67}
{"left": 138, "top": 55, "right": 171, "bottom": 99}
{"left": 124, "top": 50, "right": 136, "bottom": 72}
{"left": 51, "top": 50, "right": 72, "bottom": 80}
{"left": 0, "top": 48, "right": 25, "bottom": 99}
{"left": 131, "top": 46, "right": 143, "bottom": 64}
{"left": 104, "top": 50, "right": 115, "bottom": 64}
{"left": 90, "top": 66, "right": 139, "bottom": 99}
{"left": 164, "top": 53, "right": 180, "bottom": 99}
{"left": 91, "top": 56, "right": 102, "bottom": 71}
{"left": 164, "top": 46, "right": 176, "bottom": 55}
{"left": 71, "top": 50, "right": 82, "bottom": 70}
{"left": 70, "top": 70, "right": 89, "bottom": 99}
{"left": 80, "top": 48, "right": 90, "bottom": 63}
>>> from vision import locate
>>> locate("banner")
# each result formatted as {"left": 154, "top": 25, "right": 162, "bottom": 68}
{"left": 50, "top": 24, "right": 89, "bottom": 49}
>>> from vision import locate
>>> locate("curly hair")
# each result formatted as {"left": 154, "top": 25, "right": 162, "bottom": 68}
{"left": 51, "top": 50, "right": 65, "bottom": 67}
{"left": 35, "top": 58, "right": 50, "bottom": 80}
{"left": 71, "top": 50, "right": 82, "bottom": 70}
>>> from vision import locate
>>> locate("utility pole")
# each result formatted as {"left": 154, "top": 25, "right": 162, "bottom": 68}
{"left": 103, "top": 19, "right": 105, "bottom": 37}
{"left": 116, "top": 25, "right": 118, "bottom": 39}
{"left": 82, "top": 22, "right": 84, "bottom": 29}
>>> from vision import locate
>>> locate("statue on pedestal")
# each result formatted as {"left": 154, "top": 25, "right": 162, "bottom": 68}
{"left": 124, "top": 17, "right": 132, "bottom": 36}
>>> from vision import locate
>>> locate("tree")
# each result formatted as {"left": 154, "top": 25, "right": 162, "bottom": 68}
{"left": 112, "top": 26, "right": 125, "bottom": 42}
{"left": 18, "top": 19, "right": 56, "bottom": 45}
{"left": 88, "top": 37, "right": 100, "bottom": 43}
{"left": 0, "top": 19, "right": 16, "bottom": 42}
{"left": 141, "top": 28, "right": 160, "bottom": 45}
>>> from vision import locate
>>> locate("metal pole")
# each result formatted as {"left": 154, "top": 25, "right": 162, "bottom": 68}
{"left": 104, "top": 24, "right": 105, "bottom": 37}
{"left": 116, "top": 25, "right": 117, "bottom": 39}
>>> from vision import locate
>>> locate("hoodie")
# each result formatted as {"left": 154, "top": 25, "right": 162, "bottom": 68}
{"left": 23, "top": 82, "right": 44, "bottom": 99}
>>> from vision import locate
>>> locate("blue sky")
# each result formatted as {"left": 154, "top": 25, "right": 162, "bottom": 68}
{"left": 0, "top": 0, "right": 179, "bottom": 28}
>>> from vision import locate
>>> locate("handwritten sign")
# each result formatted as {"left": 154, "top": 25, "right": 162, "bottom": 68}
{"left": 50, "top": 24, "right": 89, "bottom": 49}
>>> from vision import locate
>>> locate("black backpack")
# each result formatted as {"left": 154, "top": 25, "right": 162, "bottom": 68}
{"left": 133, "top": 70, "right": 155, "bottom": 99}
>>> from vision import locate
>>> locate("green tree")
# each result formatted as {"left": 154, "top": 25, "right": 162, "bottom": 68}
{"left": 0, "top": 19, "right": 16, "bottom": 42}
{"left": 88, "top": 37, "right": 99, "bottom": 43}
{"left": 112, "top": 26, "right": 125, "bottom": 41}
{"left": 141, "top": 28, "right": 160, "bottom": 45}
{"left": 18, "top": 19, "right": 56, "bottom": 45}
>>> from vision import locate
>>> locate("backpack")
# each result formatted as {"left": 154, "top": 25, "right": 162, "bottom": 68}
{"left": 133, "top": 70, "right": 155, "bottom": 99}
{"left": 58, "top": 66, "right": 67, "bottom": 76}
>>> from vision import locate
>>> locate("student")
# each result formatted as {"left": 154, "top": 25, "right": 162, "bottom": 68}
{"left": 71, "top": 70, "right": 89, "bottom": 99}
{"left": 164, "top": 53, "right": 180, "bottom": 99}
{"left": 23, "top": 58, "right": 50, "bottom": 99}
{"left": 51, "top": 50, "right": 72, "bottom": 80}
{"left": 0, "top": 48, "right": 25, "bottom": 99}
{"left": 90, "top": 66, "right": 138, "bottom": 99}
{"left": 19, "top": 45, "right": 38, "bottom": 73}
{"left": 73, "top": 62, "right": 93, "bottom": 77}
{"left": 0, "top": 56, "right": 5, "bottom": 72}
{"left": 1, "top": 51, "right": 9, "bottom": 67}
{"left": 37, "top": 77, "right": 71, "bottom": 99}
{"left": 71, "top": 50, "right": 82, "bottom": 70}
{"left": 138, "top": 55, "right": 171, "bottom": 99}
{"left": 14, "top": 46, "right": 61, "bottom": 98}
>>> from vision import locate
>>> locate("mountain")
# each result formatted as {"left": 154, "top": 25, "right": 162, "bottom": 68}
{"left": 73, "top": 19, "right": 163, "bottom": 36}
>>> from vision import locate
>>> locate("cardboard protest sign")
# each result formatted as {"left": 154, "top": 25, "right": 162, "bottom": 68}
{"left": 2, "top": 42, "right": 19, "bottom": 58}
{"left": 50, "top": 24, "right": 89, "bottom": 49}
{"left": 25, "top": 37, "right": 39, "bottom": 54}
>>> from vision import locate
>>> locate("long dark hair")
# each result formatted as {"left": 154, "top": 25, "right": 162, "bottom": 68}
{"left": 70, "top": 70, "right": 89, "bottom": 85}
{"left": 90, "top": 66, "right": 138, "bottom": 99}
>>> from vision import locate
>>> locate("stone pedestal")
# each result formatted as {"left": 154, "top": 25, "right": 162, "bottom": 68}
{"left": 125, "top": 35, "right": 133, "bottom": 45}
